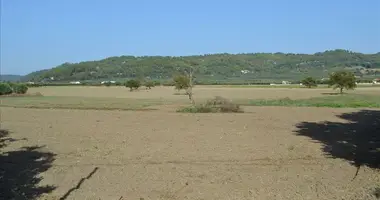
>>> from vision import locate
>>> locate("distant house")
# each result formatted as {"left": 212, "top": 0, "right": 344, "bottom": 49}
{"left": 101, "top": 81, "right": 116, "bottom": 84}
{"left": 282, "top": 81, "right": 291, "bottom": 85}
{"left": 241, "top": 70, "right": 250, "bottom": 74}
{"left": 70, "top": 81, "right": 81, "bottom": 84}
{"left": 373, "top": 78, "right": 380, "bottom": 84}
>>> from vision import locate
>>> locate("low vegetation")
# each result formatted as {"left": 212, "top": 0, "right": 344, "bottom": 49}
{"left": 301, "top": 77, "right": 318, "bottom": 88}
{"left": 104, "top": 81, "right": 113, "bottom": 87}
{"left": 173, "top": 75, "right": 190, "bottom": 92}
{"left": 246, "top": 94, "right": 380, "bottom": 108}
{"left": 0, "top": 83, "right": 13, "bottom": 95}
{"left": 177, "top": 96, "right": 242, "bottom": 113}
{"left": 125, "top": 79, "right": 141, "bottom": 91}
{"left": 12, "top": 83, "right": 29, "bottom": 94}
{"left": 0, "top": 82, "right": 28, "bottom": 95}
{"left": 144, "top": 81, "right": 155, "bottom": 89}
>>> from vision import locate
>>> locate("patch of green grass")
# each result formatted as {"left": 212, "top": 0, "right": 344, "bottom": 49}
{"left": 222, "top": 84, "right": 380, "bottom": 88}
{"left": 223, "top": 84, "right": 306, "bottom": 88}
{"left": 0, "top": 96, "right": 166, "bottom": 111}
{"left": 245, "top": 94, "right": 380, "bottom": 108}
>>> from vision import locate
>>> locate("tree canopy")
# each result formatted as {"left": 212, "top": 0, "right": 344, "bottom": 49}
{"left": 301, "top": 77, "right": 318, "bottom": 88}
{"left": 124, "top": 79, "right": 141, "bottom": 91}
{"left": 173, "top": 75, "right": 190, "bottom": 91}
{"left": 328, "top": 71, "right": 357, "bottom": 93}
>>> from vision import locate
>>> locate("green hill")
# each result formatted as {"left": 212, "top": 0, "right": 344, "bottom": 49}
{"left": 24, "top": 49, "right": 380, "bottom": 83}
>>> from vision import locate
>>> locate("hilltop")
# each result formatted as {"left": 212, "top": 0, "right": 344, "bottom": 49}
{"left": 24, "top": 49, "right": 380, "bottom": 83}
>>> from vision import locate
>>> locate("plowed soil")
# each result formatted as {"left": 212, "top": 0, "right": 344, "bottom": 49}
{"left": 1, "top": 106, "right": 379, "bottom": 200}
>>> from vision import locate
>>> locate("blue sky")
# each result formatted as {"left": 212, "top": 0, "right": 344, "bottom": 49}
{"left": 1, "top": 0, "right": 379, "bottom": 75}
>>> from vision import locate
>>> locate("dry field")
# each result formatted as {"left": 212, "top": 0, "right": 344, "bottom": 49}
{"left": 28, "top": 85, "right": 380, "bottom": 101}
{"left": 1, "top": 86, "right": 379, "bottom": 200}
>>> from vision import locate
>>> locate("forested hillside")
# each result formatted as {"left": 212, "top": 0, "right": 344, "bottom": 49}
{"left": 24, "top": 49, "right": 380, "bottom": 82}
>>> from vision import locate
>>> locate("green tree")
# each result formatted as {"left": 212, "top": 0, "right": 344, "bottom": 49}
{"left": 173, "top": 75, "right": 190, "bottom": 91}
{"left": 12, "top": 84, "right": 28, "bottom": 94}
{"left": 104, "top": 81, "right": 112, "bottom": 87}
{"left": 328, "top": 71, "right": 357, "bottom": 94}
{"left": 301, "top": 77, "right": 317, "bottom": 88}
{"left": 0, "top": 83, "right": 13, "bottom": 95}
{"left": 125, "top": 79, "right": 141, "bottom": 91}
{"left": 144, "top": 81, "right": 155, "bottom": 89}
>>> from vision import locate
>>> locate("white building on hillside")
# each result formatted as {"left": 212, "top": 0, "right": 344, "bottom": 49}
{"left": 70, "top": 81, "right": 81, "bottom": 84}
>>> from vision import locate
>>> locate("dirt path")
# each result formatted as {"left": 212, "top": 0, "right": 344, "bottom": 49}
{"left": 1, "top": 107, "right": 379, "bottom": 200}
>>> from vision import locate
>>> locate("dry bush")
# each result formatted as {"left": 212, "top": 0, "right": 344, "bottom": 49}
{"left": 205, "top": 96, "right": 241, "bottom": 112}
{"left": 177, "top": 96, "right": 242, "bottom": 113}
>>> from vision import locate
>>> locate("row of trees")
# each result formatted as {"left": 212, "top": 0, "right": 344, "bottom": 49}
{"left": 121, "top": 70, "right": 357, "bottom": 95}
{"left": 301, "top": 71, "right": 357, "bottom": 93}
{"left": 124, "top": 75, "right": 192, "bottom": 92}
{"left": 123, "top": 80, "right": 156, "bottom": 91}
{"left": 0, "top": 83, "right": 28, "bottom": 95}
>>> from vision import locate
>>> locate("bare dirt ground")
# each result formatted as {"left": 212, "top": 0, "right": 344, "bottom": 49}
{"left": 1, "top": 107, "right": 379, "bottom": 200}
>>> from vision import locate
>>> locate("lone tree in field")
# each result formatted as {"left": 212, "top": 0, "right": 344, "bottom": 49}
{"left": 184, "top": 67, "right": 195, "bottom": 105}
{"left": 328, "top": 71, "right": 357, "bottom": 94}
{"left": 301, "top": 77, "right": 317, "bottom": 88}
{"left": 144, "top": 81, "right": 155, "bottom": 89}
{"left": 125, "top": 79, "right": 141, "bottom": 91}
{"left": 173, "top": 60, "right": 197, "bottom": 105}
{"left": 173, "top": 75, "right": 190, "bottom": 91}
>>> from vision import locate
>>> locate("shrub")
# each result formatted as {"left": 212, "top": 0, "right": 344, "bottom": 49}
{"left": 144, "top": 81, "right": 155, "bottom": 89}
{"left": 12, "top": 84, "right": 28, "bottom": 94}
{"left": 173, "top": 75, "right": 190, "bottom": 91}
{"left": 177, "top": 96, "right": 243, "bottom": 113}
{"left": 205, "top": 96, "right": 242, "bottom": 112}
{"left": 104, "top": 81, "right": 112, "bottom": 87}
{"left": 0, "top": 83, "right": 13, "bottom": 95}
{"left": 125, "top": 79, "right": 141, "bottom": 91}
{"left": 301, "top": 77, "right": 317, "bottom": 88}
{"left": 153, "top": 81, "right": 161, "bottom": 86}
{"left": 26, "top": 83, "right": 41, "bottom": 87}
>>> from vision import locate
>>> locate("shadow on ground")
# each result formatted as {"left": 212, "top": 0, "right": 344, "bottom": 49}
{"left": 0, "top": 129, "right": 56, "bottom": 199}
{"left": 295, "top": 109, "right": 379, "bottom": 170}
{"left": 295, "top": 110, "right": 380, "bottom": 198}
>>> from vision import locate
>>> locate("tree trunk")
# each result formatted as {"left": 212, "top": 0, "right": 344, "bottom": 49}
{"left": 187, "top": 67, "right": 195, "bottom": 105}
{"left": 340, "top": 87, "right": 343, "bottom": 94}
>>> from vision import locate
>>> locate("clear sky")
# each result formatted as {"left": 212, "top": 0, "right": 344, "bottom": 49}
{"left": 1, "top": 0, "right": 379, "bottom": 75}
